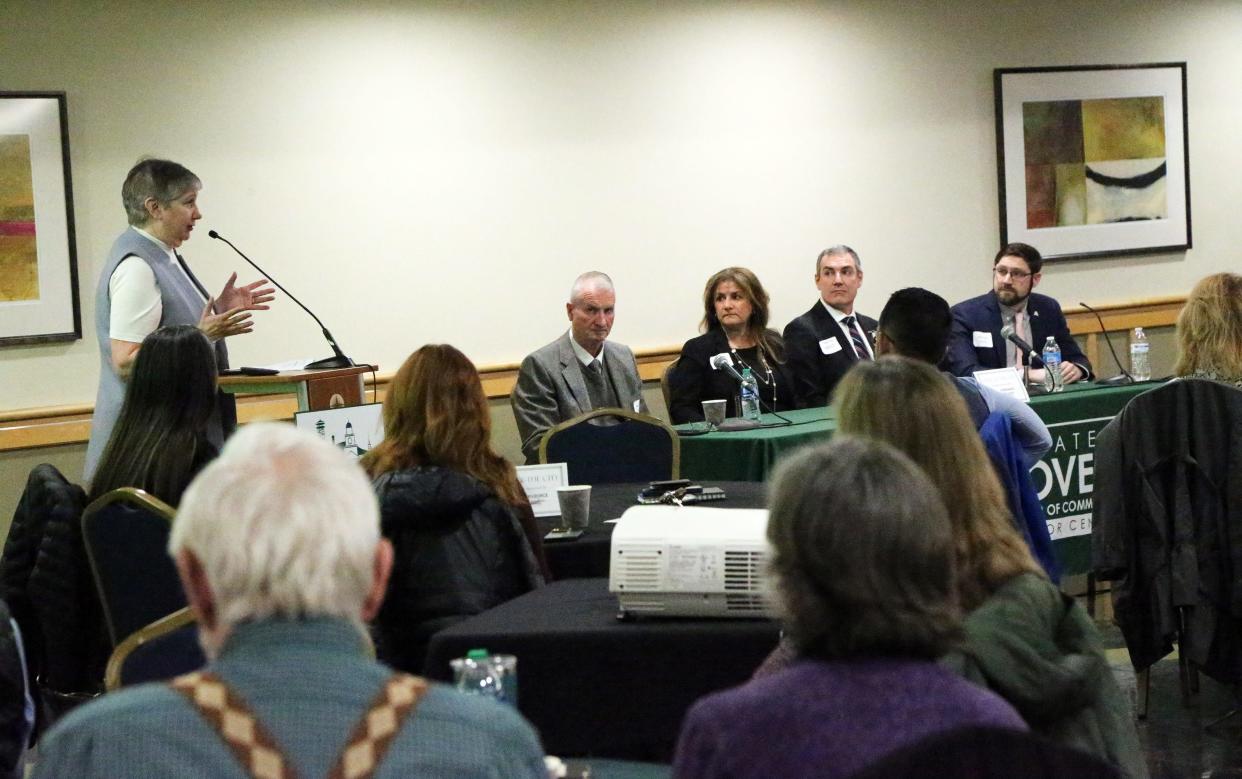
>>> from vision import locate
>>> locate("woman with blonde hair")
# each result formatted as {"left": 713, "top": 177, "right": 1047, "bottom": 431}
{"left": 667, "top": 267, "right": 795, "bottom": 423}
{"left": 1174, "top": 272, "right": 1242, "bottom": 387}
{"left": 362, "top": 344, "right": 546, "bottom": 673}
{"left": 831, "top": 357, "right": 1146, "bottom": 779}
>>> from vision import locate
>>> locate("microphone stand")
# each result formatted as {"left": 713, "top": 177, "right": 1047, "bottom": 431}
{"left": 209, "top": 231, "right": 353, "bottom": 369}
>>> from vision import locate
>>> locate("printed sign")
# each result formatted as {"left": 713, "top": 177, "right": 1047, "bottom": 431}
{"left": 1029, "top": 416, "right": 1112, "bottom": 540}
{"left": 516, "top": 463, "right": 569, "bottom": 517}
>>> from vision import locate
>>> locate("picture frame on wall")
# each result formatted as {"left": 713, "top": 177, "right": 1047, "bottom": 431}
{"left": 0, "top": 92, "right": 81, "bottom": 346}
{"left": 994, "top": 63, "right": 1191, "bottom": 262}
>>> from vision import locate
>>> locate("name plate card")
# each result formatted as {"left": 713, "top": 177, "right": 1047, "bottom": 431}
{"left": 973, "top": 367, "right": 1031, "bottom": 403}
{"left": 516, "top": 463, "right": 569, "bottom": 517}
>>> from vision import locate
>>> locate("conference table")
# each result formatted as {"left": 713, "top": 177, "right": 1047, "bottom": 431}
{"left": 424, "top": 578, "right": 780, "bottom": 760}
{"left": 675, "top": 381, "right": 1159, "bottom": 575}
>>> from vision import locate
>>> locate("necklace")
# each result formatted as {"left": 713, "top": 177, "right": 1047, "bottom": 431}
{"left": 730, "top": 348, "right": 774, "bottom": 387}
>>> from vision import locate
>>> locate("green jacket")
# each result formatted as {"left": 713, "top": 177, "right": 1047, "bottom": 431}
{"left": 945, "top": 573, "right": 1147, "bottom": 779}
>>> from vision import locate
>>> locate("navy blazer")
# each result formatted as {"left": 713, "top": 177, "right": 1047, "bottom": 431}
{"left": 782, "top": 302, "right": 877, "bottom": 408}
{"left": 946, "top": 291, "right": 1092, "bottom": 379}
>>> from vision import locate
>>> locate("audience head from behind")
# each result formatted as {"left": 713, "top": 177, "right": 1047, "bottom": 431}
{"left": 170, "top": 422, "right": 392, "bottom": 659}
{"left": 875, "top": 287, "right": 953, "bottom": 365}
{"left": 768, "top": 436, "right": 962, "bottom": 661}
{"left": 814, "top": 245, "right": 863, "bottom": 315}
{"left": 1174, "top": 272, "right": 1242, "bottom": 384}
{"left": 567, "top": 271, "right": 616, "bottom": 357}
{"left": 834, "top": 357, "right": 1041, "bottom": 610}
{"left": 361, "top": 343, "right": 527, "bottom": 508}
{"left": 89, "top": 324, "right": 218, "bottom": 505}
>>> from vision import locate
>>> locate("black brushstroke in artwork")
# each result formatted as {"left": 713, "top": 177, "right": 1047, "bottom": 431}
{"left": 1084, "top": 161, "right": 1167, "bottom": 189}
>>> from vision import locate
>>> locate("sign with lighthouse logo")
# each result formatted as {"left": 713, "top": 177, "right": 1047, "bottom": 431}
{"left": 295, "top": 403, "right": 384, "bottom": 459}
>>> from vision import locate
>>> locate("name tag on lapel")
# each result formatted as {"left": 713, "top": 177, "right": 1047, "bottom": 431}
{"left": 972, "top": 331, "right": 993, "bottom": 348}
{"left": 633, "top": 399, "right": 642, "bottom": 412}
{"left": 819, "top": 337, "right": 842, "bottom": 355}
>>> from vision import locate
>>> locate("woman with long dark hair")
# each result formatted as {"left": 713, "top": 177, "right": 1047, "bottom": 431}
{"left": 361, "top": 344, "right": 546, "bottom": 673}
{"left": 88, "top": 324, "right": 219, "bottom": 506}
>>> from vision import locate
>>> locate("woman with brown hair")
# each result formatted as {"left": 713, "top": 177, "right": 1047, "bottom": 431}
{"left": 362, "top": 344, "right": 547, "bottom": 673}
{"left": 667, "top": 267, "right": 795, "bottom": 423}
{"left": 1174, "top": 272, "right": 1242, "bottom": 387}
{"left": 831, "top": 358, "right": 1146, "bottom": 779}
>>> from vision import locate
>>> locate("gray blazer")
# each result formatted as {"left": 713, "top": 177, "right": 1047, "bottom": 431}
{"left": 511, "top": 333, "right": 647, "bottom": 464}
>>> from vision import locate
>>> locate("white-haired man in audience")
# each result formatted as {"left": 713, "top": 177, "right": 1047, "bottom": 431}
{"left": 511, "top": 271, "right": 647, "bottom": 463}
{"left": 33, "top": 423, "right": 547, "bottom": 778}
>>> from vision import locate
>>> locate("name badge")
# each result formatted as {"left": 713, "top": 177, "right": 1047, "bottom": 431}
{"left": 633, "top": 399, "right": 642, "bottom": 412}
{"left": 819, "top": 336, "right": 842, "bottom": 355}
{"left": 972, "top": 331, "right": 993, "bottom": 348}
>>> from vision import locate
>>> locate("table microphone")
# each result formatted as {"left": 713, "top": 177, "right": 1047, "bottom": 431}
{"left": 1078, "top": 302, "right": 1134, "bottom": 386}
{"left": 709, "top": 353, "right": 746, "bottom": 383}
{"left": 209, "top": 230, "right": 353, "bottom": 370}
{"left": 1000, "top": 324, "right": 1044, "bottom": 368}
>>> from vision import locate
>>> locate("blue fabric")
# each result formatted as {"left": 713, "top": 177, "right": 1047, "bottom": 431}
{"left": 31, "top": 618, "right": 547, "bottom": 778}
{"left": 979, "top": 412, "right": 1061, "bottom": 583}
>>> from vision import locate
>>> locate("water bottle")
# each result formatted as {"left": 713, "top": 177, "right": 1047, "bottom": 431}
{"left": 739, "top": 367, "right": 761, "bottom": 421}
{"left": 1130, "top": 327, "right": 1151, "bottom": 382}
{"left": 451, "top": 648, "right": 519, "bottom": 706}
{"left": 1041, "top": 337, "right": 1064, "bottom": 393}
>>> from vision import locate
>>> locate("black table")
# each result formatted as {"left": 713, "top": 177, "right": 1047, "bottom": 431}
{"left": 538, "top": 481, "right": 766, "bottom": 580}
{"left": 424, "top": 578, "right": 780, "bottom": 760}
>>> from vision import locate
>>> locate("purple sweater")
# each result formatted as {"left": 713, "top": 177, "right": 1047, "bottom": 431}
{"left": 673, "top": 657, "right": 1027, "bottom": 779}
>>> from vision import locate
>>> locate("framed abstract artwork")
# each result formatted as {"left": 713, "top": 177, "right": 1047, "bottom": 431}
{"left": 994, "top": 63, "right": 1190, "bottom": 262}
{"left": 0, "top": 92, "right": 81, "bottom": 345}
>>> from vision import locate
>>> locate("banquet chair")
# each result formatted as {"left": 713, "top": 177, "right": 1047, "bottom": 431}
{"left": 105, "top": 607, "right": 203, "bottom": 691}
{"left": 660, "top": 358, "right": 679, "bottom": 413}
{"left": 539, "top": 408, "right": 680, "bottom": 484}
{"left": 82, "top": 488, "right": 186, "bottom": 648}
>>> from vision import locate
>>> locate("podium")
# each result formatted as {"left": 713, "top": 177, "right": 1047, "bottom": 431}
{"left": 218, "top": 365, "right": 374, "bottom": 412}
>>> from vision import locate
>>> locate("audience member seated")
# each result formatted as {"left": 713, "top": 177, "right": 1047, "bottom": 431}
{"left": 362, "top": 345, "right": 547, "bottom": 674}
{"left": 87, "top": 325, "right": 219, "bottom": 506}
{"left": 673, "top": 437, "right": 1027, "bottom": 779}
{"left": 1173, "top": 271, "right": 1242, "bottom": 388}
{"left": 32, "top": 423, "right": 547, "bottom": 778}
{"left": 667, "top": 267, "right": 795, "bottom": 423}
{"left": 833, "top": 358, "right": 1146, "bottom": 779}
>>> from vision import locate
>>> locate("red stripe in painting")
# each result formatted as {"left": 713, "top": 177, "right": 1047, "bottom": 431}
{"left": 0, "top": 221, "right": 36, "bottom": 236}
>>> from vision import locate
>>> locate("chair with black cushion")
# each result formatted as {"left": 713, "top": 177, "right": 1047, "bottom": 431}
{"left": 105, "top": 608, "right": 203, "bottom": 691}
{"left": 82, "top": 489, "right": 186, "bottom": 649}
{"left": 539, "top": 408, "right": 680, "bottom": 484}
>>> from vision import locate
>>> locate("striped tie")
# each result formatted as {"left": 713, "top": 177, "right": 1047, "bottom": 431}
{"left": 842, "top": 316, "right": 871, "bottom": 361}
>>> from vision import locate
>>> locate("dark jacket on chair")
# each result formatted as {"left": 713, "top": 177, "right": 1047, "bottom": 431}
{"left": 372, "top": 467, "right": 545, "bottom": 674}
{"left": 0, "top": 466, "right": 106, "bottom": 708}
{"left": 1093, "top": 378, "right": 1242, "bottom": 682}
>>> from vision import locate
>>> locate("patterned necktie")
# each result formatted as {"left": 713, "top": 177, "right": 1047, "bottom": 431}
{"left": 842, "top": 316, "right": 871, "bottom": 361}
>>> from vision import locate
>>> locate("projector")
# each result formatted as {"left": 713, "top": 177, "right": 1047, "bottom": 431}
{"left": 609, "top": 505, "right": 775, "bottom": 618}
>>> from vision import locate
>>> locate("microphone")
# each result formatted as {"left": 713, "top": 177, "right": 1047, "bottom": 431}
{"left": 1000, "top": 324, "right": 1044, "bottom": 368}
{"left": 709, "top": 353, "right": 746, "bottom": 383}
{"left": 1078, "top": 302, "right": 1133, "bottom": 386}
{"left": 209, "top": 230, "right": 353, "bottom": 370}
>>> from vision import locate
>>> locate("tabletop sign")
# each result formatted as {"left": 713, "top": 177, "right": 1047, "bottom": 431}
{"left": 973, "top": 367, "right": 1031, "bottom": 403}
{"left": 516, "top": 463, "right": 569, "bottom": 517}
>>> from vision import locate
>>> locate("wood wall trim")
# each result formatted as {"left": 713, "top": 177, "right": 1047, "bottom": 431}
{"left": 0, "top": 299, "right": 1183, "bottom": 453}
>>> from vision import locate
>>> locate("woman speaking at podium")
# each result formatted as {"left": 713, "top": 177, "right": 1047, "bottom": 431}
{"left": 84, "top": 158, "right": 273, "bottom": 482}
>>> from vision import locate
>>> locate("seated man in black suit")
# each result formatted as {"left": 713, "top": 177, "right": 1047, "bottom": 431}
{"left": 783, "top": 246, "right": 877, "bottom": 407}
{"left": 945, "top": 242, "right": 1092, "bottom": 385}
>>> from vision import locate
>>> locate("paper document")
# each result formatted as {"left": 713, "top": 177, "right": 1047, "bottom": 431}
{"left": 972, "top": 367, "right": 1030, "bottom": 402}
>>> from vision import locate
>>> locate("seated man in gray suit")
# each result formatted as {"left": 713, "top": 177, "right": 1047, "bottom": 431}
{"left": 512, "top": 271, "right": 647, "bottom": 464}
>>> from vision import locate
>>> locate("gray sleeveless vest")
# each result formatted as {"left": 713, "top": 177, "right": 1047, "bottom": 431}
{"left": 84, "top": 227, "right": 231, "bottom": 481}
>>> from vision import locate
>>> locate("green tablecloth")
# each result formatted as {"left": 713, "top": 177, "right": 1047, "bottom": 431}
{"left": 677, "top": 381, "right": 1158, "bottom": 576}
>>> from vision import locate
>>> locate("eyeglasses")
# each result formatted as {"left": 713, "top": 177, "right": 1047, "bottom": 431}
{"left": 994, "top": 267, "right": 1032, "bottom": 281}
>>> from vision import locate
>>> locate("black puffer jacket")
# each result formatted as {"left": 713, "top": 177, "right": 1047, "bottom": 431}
{"left": 0, "top": 600, "right": 32, "bottom": 779}
{"left": 373, "top": 467, "right": 544, "bottom": 673}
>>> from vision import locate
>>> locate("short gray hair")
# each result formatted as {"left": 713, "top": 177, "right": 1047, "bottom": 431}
{"left": 766, "top": 436, "right": 961, "bottom": 660}
{"left": 815, "top": 245, "right": 861, "bottom": 274}
{"left": 169, "top": 423, "right": 380, "bottom": 632}
{"left": 121, "top": 158, "right": 201, "bottom": 226}
{"left": 569, "top": 271, "right": 615, "bottom": 305}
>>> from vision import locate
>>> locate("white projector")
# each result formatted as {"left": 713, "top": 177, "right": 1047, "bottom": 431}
{"left": 609, "top": 505, "right": 775, "bottom": 618}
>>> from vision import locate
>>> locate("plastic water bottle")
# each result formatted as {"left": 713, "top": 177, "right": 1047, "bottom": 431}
{"left": 1041, "top": 337, "right": 1064, "bottom": 393}
{"left": 739, "top": 367, "right": 761, "bottom": 421}
{"left": 452, "top": 649, "right": 518, "bottom": 706}
{"left": 1130, "top": 327, "right": 1151, "bottom": 382}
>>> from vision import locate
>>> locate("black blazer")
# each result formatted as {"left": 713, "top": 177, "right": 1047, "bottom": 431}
{"left": 782, "top": 302, "right": 877, "bottom": 408}
{"left": 667, "top": 329, "right": 795, "bottom": 423}
{"left": 945, "top": 291, "right": 1092, "bottom": 379}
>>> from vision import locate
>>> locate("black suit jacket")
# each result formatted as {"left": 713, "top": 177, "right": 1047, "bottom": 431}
{"left": 667, "top": 329, "right": 795, "bottom": 423}
{"left": 945, "top": 291, "right": 1092, "bottom": 379}
{"left": 782, "top": 302, "right": 877, "bottom": 408}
